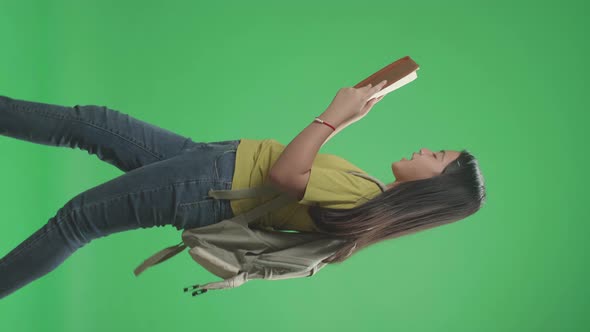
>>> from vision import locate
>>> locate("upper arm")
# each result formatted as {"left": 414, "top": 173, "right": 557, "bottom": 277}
{"left": 268, "top": 170, "right": 311, "bottom": 201}
{"left": 270, "top": 166, "right": 371, "bottom": 208}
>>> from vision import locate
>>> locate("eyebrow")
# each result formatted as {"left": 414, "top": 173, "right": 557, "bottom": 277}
{"left": 439, "top": 150, "right": 446, "bottom": 162}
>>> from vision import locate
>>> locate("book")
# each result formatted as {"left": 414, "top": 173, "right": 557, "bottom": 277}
{"left": 354, "top": 56, "right": 420, "bottom": 99}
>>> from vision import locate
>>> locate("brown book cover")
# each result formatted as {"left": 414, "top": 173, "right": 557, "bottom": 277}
{"left": 354, "top": 56, "right": 420, "bottom": 98}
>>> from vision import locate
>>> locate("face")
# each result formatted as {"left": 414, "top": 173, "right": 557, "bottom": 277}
{"left": 388, "top": 148, "right": 462, "bottom": 189}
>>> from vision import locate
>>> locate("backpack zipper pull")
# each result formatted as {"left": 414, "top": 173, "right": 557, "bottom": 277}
{"left": 183, "top": 284, "right": 208, "bottom": 296}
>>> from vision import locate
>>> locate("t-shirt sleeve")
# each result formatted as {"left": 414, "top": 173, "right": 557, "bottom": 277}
{"left": 297, "top": 166, "right": 369, "bottom": 209}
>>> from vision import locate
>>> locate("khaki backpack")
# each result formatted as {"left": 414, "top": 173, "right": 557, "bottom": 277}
{"left": 133, "top": 170, "right": 386, "bottom": 297}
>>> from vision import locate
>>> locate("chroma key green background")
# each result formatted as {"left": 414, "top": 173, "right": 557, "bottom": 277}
{"left": 0, "top": 0, "right": 587, "bottom": 331}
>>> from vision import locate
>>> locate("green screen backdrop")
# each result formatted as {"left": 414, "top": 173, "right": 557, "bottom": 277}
{"left": 1, "top": 0, "right": 587, "bottom": 331}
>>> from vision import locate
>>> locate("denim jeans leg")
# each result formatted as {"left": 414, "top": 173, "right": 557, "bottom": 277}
{"left": 0, "top": 95, "right": 200, "bottom": 173}
{"left": 0, "top": 141, "right": 240, "bottom": 300}
{"left": 0, "top": 95, "right": 242, "bottom": 299}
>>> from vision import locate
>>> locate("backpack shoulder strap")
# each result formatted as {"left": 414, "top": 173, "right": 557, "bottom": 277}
{"left": 207, "top": 183, "right": 294, "bottom": 227}
{"left": 134, "top": 241, "right": 186, "bottom": 276}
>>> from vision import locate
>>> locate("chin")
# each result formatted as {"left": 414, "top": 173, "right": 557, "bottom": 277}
{"left": 391, "top": 161, "right": 401, "bottom": 175}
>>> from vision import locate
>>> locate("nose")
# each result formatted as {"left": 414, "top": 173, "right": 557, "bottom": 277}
{"left": 411, "top": 148, "right": 430, "bottom": 160}
{"left": 414, "top": 148, "right": 431, "bottom": 158}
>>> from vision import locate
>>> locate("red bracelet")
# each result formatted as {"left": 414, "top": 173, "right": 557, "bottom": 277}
{"left": 313, "top": 117, "right": 336, "bottom": 131}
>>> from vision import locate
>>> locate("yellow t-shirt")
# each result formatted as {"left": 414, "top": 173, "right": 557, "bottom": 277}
{"left": 230, "top": 138, "right": 383, "bottom": 233}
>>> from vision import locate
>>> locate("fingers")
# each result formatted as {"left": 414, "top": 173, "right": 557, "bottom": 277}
{"left": 371, "top": 95, "right": 383, "bottom": 105}
{"left": 363, "top": 80, "right": 387, "bottom": 96}
{"left": 369, "top": 95, "right": 384, "bottom": 107}
{"left": 373, "top": 80, "right": 387, "bottom": 93}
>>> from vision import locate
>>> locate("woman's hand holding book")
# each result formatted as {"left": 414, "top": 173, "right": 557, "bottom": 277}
{"left": 322, "top": 80, "right": 387, "bottom": 126}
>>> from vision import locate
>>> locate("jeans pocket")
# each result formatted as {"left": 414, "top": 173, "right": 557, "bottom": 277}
{"left": 214, "top": 148, "right": 237, "bottom": 183}
{"left": 175, "top": 197, "right": 219, "bottom": 230}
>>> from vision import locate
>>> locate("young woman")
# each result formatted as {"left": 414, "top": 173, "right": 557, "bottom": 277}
{"left": 0, "top": 81, "right": 486, "bottom": 299}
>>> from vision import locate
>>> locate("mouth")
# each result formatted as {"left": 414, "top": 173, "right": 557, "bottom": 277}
{"left": 402, "top": 152, "right": 419, "bottom": 161}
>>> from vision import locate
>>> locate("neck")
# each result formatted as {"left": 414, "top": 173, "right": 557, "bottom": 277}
{"left": 386, "top": 180, "right": 400, "bottom": 190}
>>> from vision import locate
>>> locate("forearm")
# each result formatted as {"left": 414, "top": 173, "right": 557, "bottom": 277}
{"left": 321, "top": 118, "right": 352, "bottom": 148}
{"left": 269, "top": 110, "right": 345, "bottom": 179}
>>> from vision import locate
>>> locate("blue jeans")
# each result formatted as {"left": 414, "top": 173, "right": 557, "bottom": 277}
{"left": 0, "top": 95, "right": 239, "bottom": 299}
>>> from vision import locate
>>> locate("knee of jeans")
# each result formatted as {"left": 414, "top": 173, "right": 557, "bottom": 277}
{"left": 48, "top": 210, "right": 93, "bottom": 251}
{"left": 52, "top": 207, "right": 133, "bottom": 251}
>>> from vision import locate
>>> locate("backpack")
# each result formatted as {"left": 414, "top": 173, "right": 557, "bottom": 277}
{"left": 133, "top": 170, "right": 386, "bottom": 297}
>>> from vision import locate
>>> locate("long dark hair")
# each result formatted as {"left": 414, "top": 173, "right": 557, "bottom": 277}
{"left": 309, "top": 149, "right": 486, "bottom": 264}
